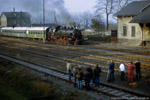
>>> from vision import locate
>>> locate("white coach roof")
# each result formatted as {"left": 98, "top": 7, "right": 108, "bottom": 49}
{"left": 1, "top": 27, "right": 48, "bottom": 31}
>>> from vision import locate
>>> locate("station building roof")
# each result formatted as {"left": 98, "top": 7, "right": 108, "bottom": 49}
{"left": 1, "top": 12, "right": 31, "bottom": 18}
{"left": 115, "top": 0, "right": 150, "bottom": 24}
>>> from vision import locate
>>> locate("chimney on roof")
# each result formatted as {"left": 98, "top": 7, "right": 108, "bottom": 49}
{"left": 13, "top": 8, "right": 15, "bottom": 12}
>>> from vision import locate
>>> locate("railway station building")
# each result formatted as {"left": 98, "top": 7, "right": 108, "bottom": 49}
{"left": 115, "top": 0, "right": 150, "bottom": 46}
{"left": 0, "top": 11, "right": 31, "bottom": 27}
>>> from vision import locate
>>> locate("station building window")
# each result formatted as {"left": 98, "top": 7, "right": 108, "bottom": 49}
{"left": 123, "top": 26, "right": 127, "bottom": 36}
{"left": 131, "top": 26, "right": 135, "bottom": 37}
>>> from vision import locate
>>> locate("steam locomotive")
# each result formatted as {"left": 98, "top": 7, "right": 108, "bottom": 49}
{"left": 0, "top": 26, "right": 87, "bottom": 45}
{"left": 46, "top": 26, "right": 85, "bottom": 45}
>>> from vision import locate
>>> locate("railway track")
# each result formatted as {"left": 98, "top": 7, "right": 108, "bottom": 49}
{"left": 1, "top": 37, "right": 150, "bottom": 62}
{"left": 1, "top": 39, "right": 150, "bottom": 71}
{"left": 1, "top": 44, "right": 150, "bottom": 80}
{"left": 1, "top": 37, "right": 150, "bottom": 63}
{"left": 0, "top": 53, "right": 149, "bottom": 99}
{"left": 0, "top": 37, "right": 150, "bottom": 75}
{"left": 0, "top": 38, "right": 150, "bottom": 78}
{"left": 93, "top": 45, "right": 150, "bottom": 56}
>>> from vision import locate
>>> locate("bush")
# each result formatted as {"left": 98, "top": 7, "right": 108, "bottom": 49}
{"left": 0, "top": 64, "right": 55, "bottom": 97}
{"left": 31, "top": 81, "right": 54, "bottom": 96}
{"left": 0, "top": 65, "right": 7, "bottom": 76}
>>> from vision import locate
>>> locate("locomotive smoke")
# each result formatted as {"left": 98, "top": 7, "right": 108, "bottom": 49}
{"left": 0, "top": 0, "right": 73, "bottom": 24}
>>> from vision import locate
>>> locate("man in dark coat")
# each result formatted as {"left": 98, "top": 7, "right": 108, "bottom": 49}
{"left": 107, "top": 60, "right": 115, "bottom": 82}
{"left": 94, "top": 65, "right": 101, "bottom": 87}
{"left": 83, "top": 68, "right": 91, "bottom": 90}
{"left": 135, "top": 59, "right": 141, "bottom": 80}
{"left": 87, "top": 66, "right": 94, "bottom": 86}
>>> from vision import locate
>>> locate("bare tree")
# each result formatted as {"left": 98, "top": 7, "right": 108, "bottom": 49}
{"left": 91, "top": 15, "right": 105, "bottom": 32}
{"left": 95, "top": 0, "right": 116, "bottom": 31}
{"left": 82, "top": 11, "right": 93, "bottom": 29}
{"left": 72, "top": 11, "right": 93, "bottom": 29}
{"left": 118, "top": 0, "right": 129, "bottom": 9}
{"left": 72, "top": 13, "right": 83, "bottom": 28}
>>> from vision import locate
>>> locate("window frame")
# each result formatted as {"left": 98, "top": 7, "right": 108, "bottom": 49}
{"left": 123, "top": 25, "right": 127, "bottom": 36}
{"left": 131, "top": 26, "right": 135, "bottom": 37}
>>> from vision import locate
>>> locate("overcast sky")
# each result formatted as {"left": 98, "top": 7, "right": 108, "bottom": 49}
{"left": 0, "top": 0, "right": 97, "bottom": 24}
{"left": 64, "top": 0, "right": 96, "bottom": 13}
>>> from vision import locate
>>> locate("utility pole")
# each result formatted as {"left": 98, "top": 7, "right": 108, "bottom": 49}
{"left": 43, "top": 0, "right": 45, "bottom": 43}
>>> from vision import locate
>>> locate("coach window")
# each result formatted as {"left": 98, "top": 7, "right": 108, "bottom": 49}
{"left": 123, "top": 26, "right": 127, "bottom": 36}
{"left": 131, "top": 26, "right": 135, "bottom": 37}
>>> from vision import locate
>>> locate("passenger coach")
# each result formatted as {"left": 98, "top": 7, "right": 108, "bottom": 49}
{"left": 0, "top": 27, "right": 48, "bottom": 39}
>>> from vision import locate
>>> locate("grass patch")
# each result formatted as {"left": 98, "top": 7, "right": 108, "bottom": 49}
{"left": 0, "top": 62, "right": 56, "bottom": 99}
{"left": 0, "top": 79, "right": 27, "bottom": 100}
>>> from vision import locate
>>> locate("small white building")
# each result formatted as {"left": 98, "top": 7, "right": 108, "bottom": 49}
{"left": 0, "top": 11, "right": 31, "bottom": 27}
{"left": 115, "top": 0, "right": 150, "bottom": 46}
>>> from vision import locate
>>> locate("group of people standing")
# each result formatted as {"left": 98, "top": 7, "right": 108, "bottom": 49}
{"left": 119, "top": 59, "right": 141, "bottom": 82}
{"left": 67, "top": 61, "right": 101, "bottom": 90}
{"left": 107, "top": 59, "right": 141, "bottom": 82}
{"left": 66, "top": 59, "right": 141, "bottom": 90}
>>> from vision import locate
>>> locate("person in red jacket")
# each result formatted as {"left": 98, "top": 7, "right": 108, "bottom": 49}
{"left": 127, "top": 61, "right": 135, "bottom": 82}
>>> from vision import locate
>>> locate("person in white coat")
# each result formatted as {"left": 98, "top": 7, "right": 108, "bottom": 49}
{"left": 119, "top": 62, "right": 125, "bottom": 81}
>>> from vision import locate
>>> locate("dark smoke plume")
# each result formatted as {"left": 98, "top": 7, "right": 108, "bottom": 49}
{"left": 0, "top": 0, "right": 73, "bottom": 24}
